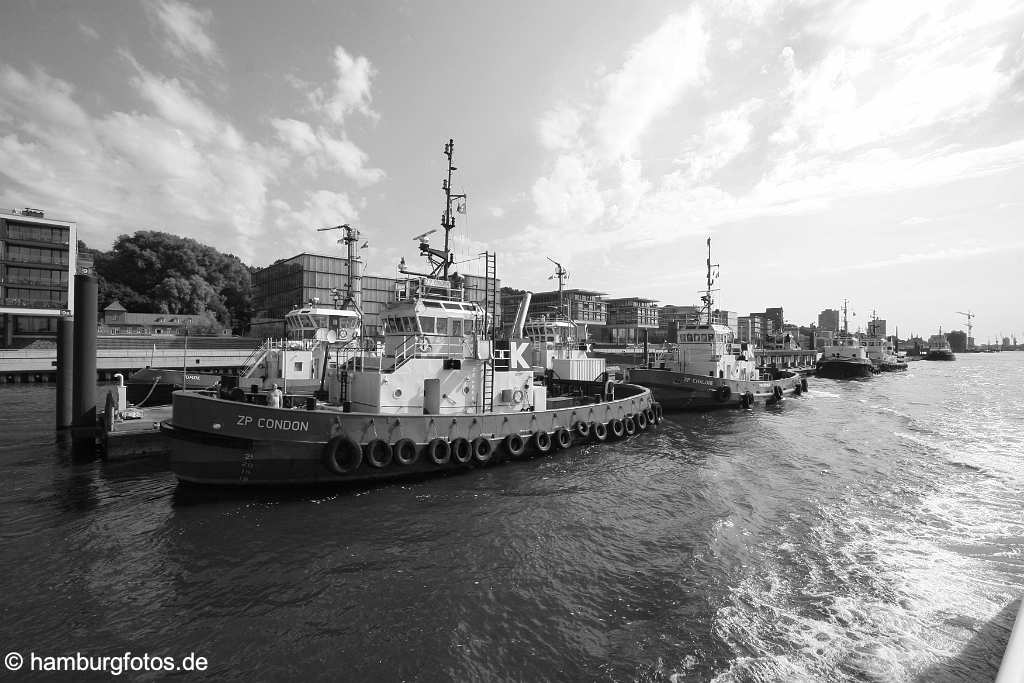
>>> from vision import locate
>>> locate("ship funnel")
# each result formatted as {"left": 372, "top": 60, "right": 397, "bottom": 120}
{"left": 512, "top": 292, "right": 533, "bottom": 338}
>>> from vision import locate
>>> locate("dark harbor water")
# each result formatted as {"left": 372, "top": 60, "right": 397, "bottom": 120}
{"left": 2, "top": 354, "right": 1023, "bottom": 681}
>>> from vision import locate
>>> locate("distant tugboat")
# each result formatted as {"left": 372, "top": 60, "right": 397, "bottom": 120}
{"left": 161, "top": 139, "right": 659, "bottom": 486}
{"left": 815, "top": 300, "right": 876, "bottom": 379}
{"left": 862, "top": 312, "right": 907, "bottom": 372}
{"left": 626, "top": 238, "right": 805, "bottom": 410}
{"left": 924, "top": 330, "right": 956, "bottom": 361}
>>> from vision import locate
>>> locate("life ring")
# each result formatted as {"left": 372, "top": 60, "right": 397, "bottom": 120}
{"left": 417, "top": 338, "right": 431, "bottom": 353}
{"left": 504, "top": 433, "right": 526, "bottom": 457}
{"left": 715, "top": 385, "right": 732, "bottom": 402}
{"left": 800, "top": 378, "right": 809, "bottom": 393}
{"left": 512, "top": 389, "right": 525, "bottom": 402}
{"left": 623, "top": 415, "right": 637, "bottom": 436}
{"left": 393, "top": 438, "right": 418, "bottom": 466}
{"left": 773, "top": 385, "right": 784, "bottom": 400}
{"left": 449, "top": 438, "right": 470, "bottom": 465}
{"left": 609, "top": 418, "right": 625, "bottom": 439}
{"left": 554, "top": 428, "right": 573, "bottom": 449}
{"left": 364, "top": 439, "right": 393, "bottom": 468}
{"left": 337, "top": 329, "right": 350, "bottom": 341}
{"left": 592, "top": 422, "right": 608, "bottom": 442}
{"left": 533, "top": 431, "right": 552, "bottom": 454}
{"left": 428, "top": 438, "right": 452, "bottom": 465}
{"left": 470, "top": 437, "right": 492, "bottom": 463}
{"left": 636, "top": 411, "right": 648, "bottom": 430}
{"left": 324, "top": 435, "right": 362, "bottom": 474}
{"left": 573, "top": 421, "right": 591, "bottom": 439}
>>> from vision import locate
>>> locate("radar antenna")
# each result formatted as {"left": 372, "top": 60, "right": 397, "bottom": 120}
{"left": 546, "top": 257, "right": 569, "bottom": 319}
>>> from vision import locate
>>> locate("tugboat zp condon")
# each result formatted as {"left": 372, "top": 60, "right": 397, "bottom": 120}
{"left": 626, "top": 238, "right": 806, "bottom": 410}
{"left": 161, "top": 139, "right": 660, "bottom": 485}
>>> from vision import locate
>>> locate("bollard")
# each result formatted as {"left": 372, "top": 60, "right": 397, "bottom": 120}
{"left": 56, "top": 316, "right": 74, "bottom": 429}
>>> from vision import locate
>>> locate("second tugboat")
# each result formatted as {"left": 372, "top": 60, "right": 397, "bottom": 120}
{"left": 815, "top": 300, "right": 876, "bottom": 379}
{"left": 162, "top": 139, "right": 659, "bottom": 486}
{"left": 626, "top": 238, "right": 806, "bottom": 410}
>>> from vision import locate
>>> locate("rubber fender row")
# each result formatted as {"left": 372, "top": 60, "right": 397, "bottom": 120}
{"left": 322, "top": 403, "right": 665, "bottom": 474}
{"left": 323, "top": 435, "right": 494, "bottom": 474}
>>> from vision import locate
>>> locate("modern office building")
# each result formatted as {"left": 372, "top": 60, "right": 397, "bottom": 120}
{"left": 867, "top": 317, "right": 887, "bottom": 338}
{"left": 0, "top": 208, "right": 77, "bottom": 347}
{"left": 737, "top": 314, "right": 774, "bottom": 345}
{"left": 818, "top": 308, "right": 840, "bottom": 331}
{"left": 600, "top": 297, "right": 658, "bottom": 344}
{"left": 654, "top": 305, "right": 701, "bottom": 342}
{"left": 761, "top": 307, "right": 784, "bottom": 334}
{"left": 252, "top": 252, "right": 499, "bottom": 338}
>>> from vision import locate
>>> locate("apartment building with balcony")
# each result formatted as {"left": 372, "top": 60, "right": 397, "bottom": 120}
{"left": 0, "top": 208, "right": 77, "bottom": 347}
{"left": 599, "top": 297, "right": 658, "bottom": 344}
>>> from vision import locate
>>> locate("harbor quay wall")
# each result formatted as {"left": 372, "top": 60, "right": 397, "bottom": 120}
{"left": 0, "top": 343, "right": 259, "bottom": 383}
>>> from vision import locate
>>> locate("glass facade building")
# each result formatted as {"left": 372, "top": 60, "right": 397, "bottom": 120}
{"left": 252, "top": 253, "right": 499, "bottom": 338}
{"left": 0, "top": 209, "right": 77, "bottom": 347}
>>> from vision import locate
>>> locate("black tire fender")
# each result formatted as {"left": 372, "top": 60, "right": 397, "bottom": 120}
{"left": 533, "top": 431, "right": 552, "bottom": 454}
{"left": 364, "top": 439, "right": 392, "bottom": 468}
{"left": 504, "top": 433, "right": 526, "bottom": 457}
{"left": 429, "top": 438, "right": 453, "bottom": 465}
{"left": 324, "top": 435, "right": 362, "bottom": 474}
{"left": 393, "top": 438, "right": 418, "bottom": 466}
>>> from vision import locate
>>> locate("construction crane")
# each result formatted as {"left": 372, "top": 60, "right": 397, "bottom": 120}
{"left": 956, "top": 310, "right": 975, "bottom": 350}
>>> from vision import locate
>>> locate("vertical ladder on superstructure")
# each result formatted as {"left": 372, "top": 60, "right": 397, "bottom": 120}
{"left": 481, "top": 251, "right": 497, "bottom": 413}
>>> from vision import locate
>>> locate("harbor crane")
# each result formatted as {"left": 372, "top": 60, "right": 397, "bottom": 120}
{"left": 956, "top": 310, "right": 975, "bottom": 349}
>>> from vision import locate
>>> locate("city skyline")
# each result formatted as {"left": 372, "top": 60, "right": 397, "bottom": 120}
{"left": 1, "top": 0, "right": 1022, "bottom": 341}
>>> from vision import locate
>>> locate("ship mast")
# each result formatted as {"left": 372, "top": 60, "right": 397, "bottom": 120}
{"left": 437, "top": 138, "right": 465, "bottom": 279}
{"left": 316, "top": 223, "right": 362, "bottom": 311}
{"left": 842, "top": 298, "right": 850, "bottom": 335}
{"left": 700, "top": 237, "right": 719, "bottom": 326}
{"left": 399, "top": 139, "right": 467, "bottom": 280}
{"left": 547, "top": 257, "right": 569, "bottom": 319}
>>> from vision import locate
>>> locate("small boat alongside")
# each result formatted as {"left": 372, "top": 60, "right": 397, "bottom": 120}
{"left": 625, "top": 238, "right": 805, "bottom": 410}
{"left": 126, "top": 367, "right": 222, "bottom": 406}
{"left": 161, "top": 139, "right": 659, "bottom": 486}
{"left": 924, "top": 332, "right": 956, "bottom": 361}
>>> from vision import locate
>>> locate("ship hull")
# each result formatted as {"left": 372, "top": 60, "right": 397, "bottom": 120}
{"left": 626, "top": 368, "right": 805, "bottom": 412}
{"left": 815, "top": 360, "right": 876, "bottom": 379}
{"left": 126, "top": 368, "right": 222, "bottom": 406}
{"left": 163, "top": 384, "right": 658, "bottom": 486}
{"left": 924, "top": 350, "right": 956, "bottom": 361}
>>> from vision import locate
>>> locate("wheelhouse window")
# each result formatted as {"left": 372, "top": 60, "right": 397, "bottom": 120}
{"left": 420, "top": 316, "right": 435, "bottom": 334}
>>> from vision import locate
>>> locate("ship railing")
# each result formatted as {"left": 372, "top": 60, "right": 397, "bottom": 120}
{"left": 349, "top": 334, "right": 466, "bottom": 373}
{"left": 238, "top": 338, "right": 272, "bottom": 378}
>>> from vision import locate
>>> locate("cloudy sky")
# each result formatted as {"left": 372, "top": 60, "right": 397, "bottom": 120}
{"left": 1, "top": 0, "right": 1022, "bottom": 340}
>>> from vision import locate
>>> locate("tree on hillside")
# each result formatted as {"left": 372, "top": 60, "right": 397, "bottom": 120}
{"left": 91, "top": 231, "right": 253, "bottom": 334}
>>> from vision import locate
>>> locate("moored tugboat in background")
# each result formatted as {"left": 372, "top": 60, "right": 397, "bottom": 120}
{"left": 626, "top": 238, "right": 806, "bottom": 410}
{"left": 862, "top": 312, "right": 907, "bottom": 372}
{"left": 815, "top": 300, "right": 876, "bottom": 379}
{"left": 161, "top": 139, "right": 659, "bottom": 486}
{"left": 924, "top": 331, "right": 956, "bottom": 361}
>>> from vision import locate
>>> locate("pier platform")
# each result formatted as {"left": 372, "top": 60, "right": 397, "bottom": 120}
{"left": 97, "top": 405, "right": 173, "bottom": 461}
